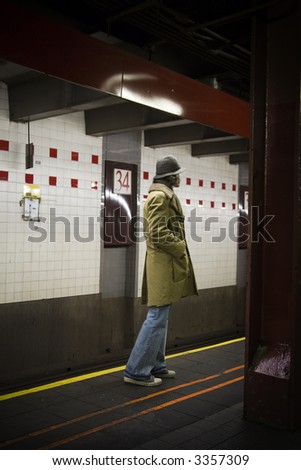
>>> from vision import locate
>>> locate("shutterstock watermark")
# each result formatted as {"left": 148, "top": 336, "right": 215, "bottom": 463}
{"left": 27, "top": 207, "right": 276, "bottom": 244}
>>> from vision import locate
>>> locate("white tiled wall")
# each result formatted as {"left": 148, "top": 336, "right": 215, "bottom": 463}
{"left": 138, "top": 144, "right": 239, "bottom": 293}
{"left": 0, "top": 79, "right": 239, "bottom": 305}
{"left": 0, "top": 83, "right": 102, "bottom": 303}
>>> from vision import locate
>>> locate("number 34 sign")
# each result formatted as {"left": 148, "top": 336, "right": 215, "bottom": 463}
{"left": 113, "top": 168, "right": 132, "bottom": 195}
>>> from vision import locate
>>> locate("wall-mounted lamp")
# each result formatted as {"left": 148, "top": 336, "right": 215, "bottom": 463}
{"left": 19, "top": 183, "right": 41, "bottom": 221}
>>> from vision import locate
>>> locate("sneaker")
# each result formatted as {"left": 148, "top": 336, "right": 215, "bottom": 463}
{"left": 124, "top": 375, "right": 162, "bottom": 387}
{"left": 154, "top": 369, "right": 176, "bottom": 378}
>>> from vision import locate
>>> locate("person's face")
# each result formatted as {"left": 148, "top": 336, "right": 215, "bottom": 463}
{"left": 173, "top": 174, "right": 181, "bottom": 187}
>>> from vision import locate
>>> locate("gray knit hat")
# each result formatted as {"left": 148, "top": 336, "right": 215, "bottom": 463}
{"left": 155, "top": 155, "right": 184, "bottom": 178}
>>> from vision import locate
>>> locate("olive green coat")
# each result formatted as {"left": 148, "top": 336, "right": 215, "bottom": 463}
{"left": 142, "top": 183, "right": 198, "bottom": 306}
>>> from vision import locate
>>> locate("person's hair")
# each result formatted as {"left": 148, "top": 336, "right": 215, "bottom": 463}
{"left": 153, "top": 174, "right": 178, "bottom": 188}
{"left": 167, "top": 175, "right": 178, "bottom": 186}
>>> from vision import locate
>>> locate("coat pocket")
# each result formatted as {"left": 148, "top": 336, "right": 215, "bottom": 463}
{"left": 172, "top": 255, "right": 189, "bottom": 282}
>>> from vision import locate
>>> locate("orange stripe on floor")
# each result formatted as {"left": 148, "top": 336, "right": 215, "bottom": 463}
{"left": 43, "top": 375, "right": 243, "bottom": 449}
{"left": 0, "top": 366, "right": 244, "bottom": 449}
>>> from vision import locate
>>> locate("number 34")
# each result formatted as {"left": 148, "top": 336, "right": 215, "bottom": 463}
{"left": 113, "top": 169, "right": 132, "bottom": 195}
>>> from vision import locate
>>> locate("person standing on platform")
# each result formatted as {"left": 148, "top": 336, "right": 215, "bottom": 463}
{"left": 124, "top": 155, "right": 198, "bottom": 386}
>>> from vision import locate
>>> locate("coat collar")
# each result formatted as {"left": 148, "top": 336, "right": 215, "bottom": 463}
{"left": 148, "top": 183, "right": 174, "bottom": 199}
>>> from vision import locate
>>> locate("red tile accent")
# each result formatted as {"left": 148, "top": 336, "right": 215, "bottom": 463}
{"left": 91, "top": 181, "right": 98, "bottom": 190}
{"left": 0, "top": 170, "right": 8, "bottom": 181}
{"left": 232, "top": 203, "right": 236, "bottom": 210}
{"left": 222, "top": 182, "right": 226, "bottom": 190}
{"left": 49, "top": 148, "right": 57, "bottom": 158}
{"left": 211, "top": 181, "right": 215, "bottom": 189}
{"left": 143, "top": 171, "right": 149, "bottom": 180}
{"left": 232, "top": 184, "right": 237, "bottom": 191}
{"left": 0, "top": 140, "right": 9, "bottom": 151}
{"left": 25, "top": 174, "right": 34, "bottom": 184}
{"left": 71, "top": 178, "right": 78, "bottom": 188}
{"left": 199, "top": 179, "right": 203, "bottom": 187}
{"left": 198, "top": 200, "right": 203, "bottom": 206}
{"left": 186, "top": 198, "right": 191, "bottom": 205}
{"left": 91, "top": 154, "right": 99, "bottom": 164}
{"left": 186, "top": 177, "right": 191, "bottom": 185}
{"left": 211, "top": 201, "right": 215, "bottom": 208}
{"left": 222, "top": 202, "right": 226, "bottom": 208}
{"left": 71, "top": 151, "right": 79, "bottom": 161}
{"left": 49, "top": 176, "right": 57, "bottom": 186}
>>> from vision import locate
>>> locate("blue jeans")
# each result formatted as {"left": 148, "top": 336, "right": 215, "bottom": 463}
{"left": 124, "top": 304, "right": 171, "bottom": 380}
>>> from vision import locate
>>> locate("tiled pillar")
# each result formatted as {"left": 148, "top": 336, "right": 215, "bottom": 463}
{"left": 244, "top": 0, "right": 301, "bottom": 429}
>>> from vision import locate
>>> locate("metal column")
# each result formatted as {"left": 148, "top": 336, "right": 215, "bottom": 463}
{"left": 244, "top": 0, "right": 301, "bottom": 430}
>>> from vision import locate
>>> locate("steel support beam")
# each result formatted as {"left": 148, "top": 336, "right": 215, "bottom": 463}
{"left": 144, "top": 123, "right": 230, "bottom": 147}
{"left": 8, "top": 76, "right": 121, "bottom": 122}
{"left": 192, "top": 137, "right": 248, "bottom": 156}
{"left": 85, "top": 102, "right": 181, "bottom": 136}
{"left": 0, "top": 1, "right": 250, "bottom": 137}
{"left": 244, "top": 0, "right": 301, "bottom": 430}
{"left": 229, "top": 153, "right": 249, "bottom": 164}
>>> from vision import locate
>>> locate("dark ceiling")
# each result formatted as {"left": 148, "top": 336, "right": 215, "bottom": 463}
{"left": 12, "top": 0, "right": 254, "bottom": 98}
{"left": 0, "top": 1, "right": 274, "bottom": 153}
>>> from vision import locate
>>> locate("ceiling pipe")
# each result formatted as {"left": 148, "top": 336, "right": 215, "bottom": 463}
{"left": 184, "top": 0, "right": 282, "bottom": 31}
{"left": 106, "top": 0, "right": 159, "bottom": 22}
{"left": 113, "top": 8, "right": 250, "bottom": 78}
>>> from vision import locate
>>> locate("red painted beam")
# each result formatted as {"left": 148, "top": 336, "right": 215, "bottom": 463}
{"left": 0, "top": 1, "right": 250, "bottom": 137}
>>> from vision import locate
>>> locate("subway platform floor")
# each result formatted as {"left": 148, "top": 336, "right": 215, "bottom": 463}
{"left": 0, "top": 338, "right": 300, "bottom": 450}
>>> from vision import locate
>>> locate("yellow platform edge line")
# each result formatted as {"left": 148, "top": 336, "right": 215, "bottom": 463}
{"left": 166, "top": 336, "right": 245, "bottom": 359}
{"left": 0, "top": 337, "right": 245, "bottom": 401}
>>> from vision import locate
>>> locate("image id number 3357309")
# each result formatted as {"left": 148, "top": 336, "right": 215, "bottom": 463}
{"left": 192, "top": 454, "right": 250, "bottom": 466}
